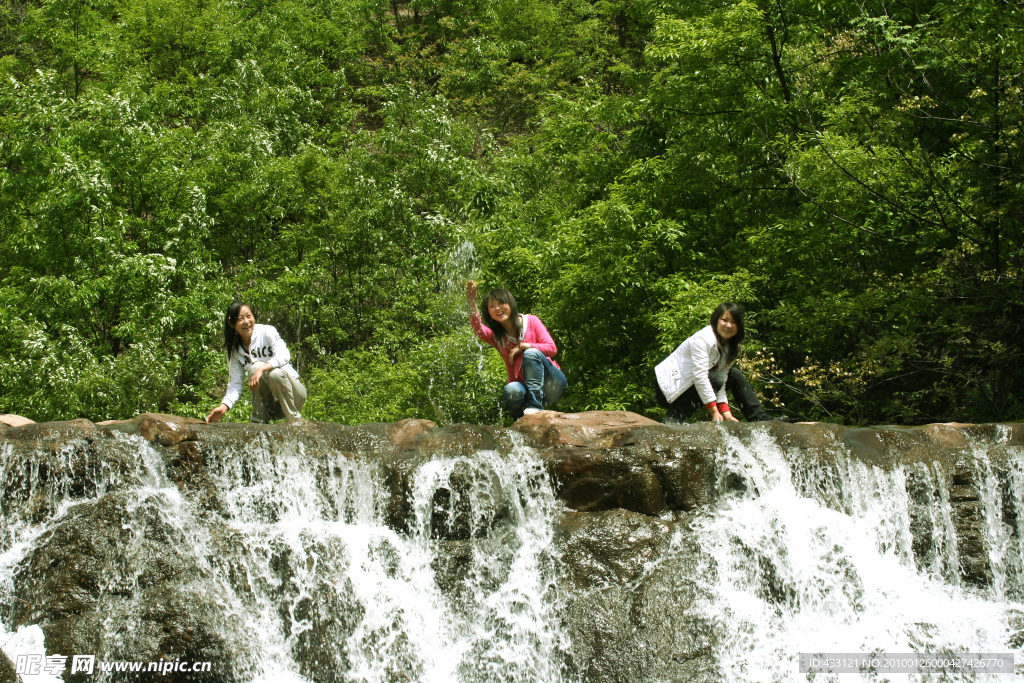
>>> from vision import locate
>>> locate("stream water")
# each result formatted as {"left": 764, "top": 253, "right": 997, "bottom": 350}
{"left": 0, "top": 431, "right": 570, "bottom": 683}
{"left": 693, "top": 428, "right": 1020, "bottom": 682}
{"left": 0, "top": 424, "right": 1021, "bottom": 682}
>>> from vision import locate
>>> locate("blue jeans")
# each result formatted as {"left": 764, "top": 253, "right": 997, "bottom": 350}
{"left": 503, "top": 348, "right": 568, "bottom": 418}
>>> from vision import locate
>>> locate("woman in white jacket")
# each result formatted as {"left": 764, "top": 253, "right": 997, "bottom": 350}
{"left": 205, "top": 302, "right": 307, "bottom": 423}
{"left": 655, "top": 302, "right": 779, "bottom": 422}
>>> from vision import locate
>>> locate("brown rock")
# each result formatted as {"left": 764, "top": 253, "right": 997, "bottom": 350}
{"left": 916, "top": 423, "right": 973, "bottom": 448}
{"left": 0, "top": 414, "right": 35, "bottom": 428}
{"left": 538, "top": 422, "right": 725, "bottom": 515}
{"left": 762, "top": 421, "right": 844, "bottom": 451}
{"left": 389, "top": 418, "right": 437, "bottom": 449}
{"left": 514, "top": 410, "right": 659, "bottom": 448}
{"left": 128, "top": 413, "right": 203, "bottom": 445}
{"left": 3, "top": 418, "right": 97, "bottom": 442}
{"left": 545, "top": 448, "right": 666, "bottom": 515}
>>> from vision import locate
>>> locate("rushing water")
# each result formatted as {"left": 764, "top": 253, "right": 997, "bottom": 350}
{"left": 0, "top": 430, "right": 569, "bottom": 683}
{"left": 1, "top": 423, "right": 1022, "bottom": 682}
{"left": 692, "top": 427, "right": 1023, "bottom": 682}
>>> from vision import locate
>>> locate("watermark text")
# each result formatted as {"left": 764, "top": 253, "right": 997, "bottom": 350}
{"left": 16, "top": 654, "right": 212, "bottom": 676}
{"left": 799, "top": 652, "right": 1015, "bottom": 674}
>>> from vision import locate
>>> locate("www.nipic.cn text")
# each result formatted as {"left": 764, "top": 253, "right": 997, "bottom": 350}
{"left": 15, "top": 654, "right": 213, "bottom": 675}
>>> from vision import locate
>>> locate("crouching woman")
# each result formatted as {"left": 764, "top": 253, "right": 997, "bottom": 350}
{"left": 206, "top": 302, "right": 307, "bottom": 423}
{"left": 655, "top": 302, "right": 780, "bottom": 423}
{"left": 467, "top": 281, "right": 567, "bottom": 419}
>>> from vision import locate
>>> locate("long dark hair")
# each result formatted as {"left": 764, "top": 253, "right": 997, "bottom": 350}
{"left": 224, "top": 301, "right": 253, "bottom": 356}
{"left": 711, "top": 302, "right": 745, "bottom": 367}
{"left": 480, "top": 288, "right": 522, "bottom": 347}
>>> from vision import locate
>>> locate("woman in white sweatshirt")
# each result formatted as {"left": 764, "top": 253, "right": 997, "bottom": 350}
{"left": 205, "top": 302, "right": 306, "bottom": 423}
{"left": 655, "top": 302, "right": 779, "bottom": 422}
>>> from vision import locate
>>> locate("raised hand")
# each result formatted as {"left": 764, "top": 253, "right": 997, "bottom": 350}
{"left": 466, "top": 280, "right": 478, "bottom": 314}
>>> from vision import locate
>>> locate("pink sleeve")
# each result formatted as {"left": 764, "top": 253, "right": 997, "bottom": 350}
{"left": 470, "top": 313, "right": 497, "bottom": 347}
{"left": 526, "top": 316, "right": 558, "bottom": 358}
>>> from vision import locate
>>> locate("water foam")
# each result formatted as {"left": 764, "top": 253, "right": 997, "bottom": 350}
{"left": 695, "top": 426, "right": 1021, "bottom": 682}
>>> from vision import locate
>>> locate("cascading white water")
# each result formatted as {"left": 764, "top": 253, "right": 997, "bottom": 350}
{"left": 906, "top": 460, "right": 961, "bottom": 587}
{"left": 0, "top": 433, "right": 195, "bottom": 683}
{"left": 692, "top": 426, "right": 1022, "bottom": 682}
{"left": 3, "top": 421, "right": 1024, "bottom": 683}
{"left": 1, "top": 430, "right": 571, "bottom": 683}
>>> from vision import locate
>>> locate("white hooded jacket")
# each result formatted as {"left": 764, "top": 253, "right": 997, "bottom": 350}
{"left": 221, "top": 324, "right": 300, "bottom": 410}
{"left": 655, "top": 325, "right": 731, "bottom": 407}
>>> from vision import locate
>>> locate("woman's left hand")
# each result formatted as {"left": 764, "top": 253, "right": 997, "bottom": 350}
{"left": 723, "top": 412, "right": 740, "bottom": 422}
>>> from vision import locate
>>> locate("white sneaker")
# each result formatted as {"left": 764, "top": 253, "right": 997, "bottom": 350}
{"left": 523, "top": 408, "right": 541, "bottom": 415}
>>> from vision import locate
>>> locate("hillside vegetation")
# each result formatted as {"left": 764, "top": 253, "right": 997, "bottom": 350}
{"left": 1, "top": 0, "right": 1021, "bottom": 424}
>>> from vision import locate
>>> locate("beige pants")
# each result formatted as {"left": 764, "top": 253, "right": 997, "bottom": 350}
{"left": 248, "top": 367, "right": 307, "bottom": 423}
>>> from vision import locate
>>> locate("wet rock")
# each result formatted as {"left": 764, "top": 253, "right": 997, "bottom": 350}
{"left": 558, "top": 509, "right": 719, "bottom": 683}
{"left": 389, "top": 418, "right": 438, "bottom": 449}
{"left": 429, "top": 460, "right": 511, "bottom": 540}
{"left": 286, "top": 538, "right": 365, "bottom": 683}
{"left": 11, "top": 490, "right": 254, "bottom": 683}
{"left": 0, "top": 650, "right": 15, "bottom": 683}
{"left": 5, "top": 418, "right": 97, "bottom": 441}
{"left": 381, "top": 452, "right": 428, "bottom": 533}
{"left": 638, "top": 427, "right": 722, "bottom": 512}
{"left": 905, "top": 463, "right": 951, "bottom": 579}
{"left": 916, "top": 423, "right": 974, "bottom": 448}
{"left": 378, "top": 424, "right": 504, "bottom": 536}
{"left": 842, "top": 427, "right": 903, "bottom": 467}
{"left": 558, "top": 509, "right": 673, "bottom": 588}
{"left": 412, "top": 423, "right": 499, "bottom": 457}
{"left": 947, "top": 459, "right": 993, "bottom": 586}
{"left": 546, "top": 448, "right": 666, "bottom": 515}
{"left": 536, "top": 420, "right": 724, "bottom": 515}
{"left": 0, "top": 420, "right": 141, "bottom": 552}
{"left": 762, "top": 421, "right": 845, "bottom": 451}
{"left": 1007, "top": 608, "right": 1024, "bottom": 648}
{"left": 432, "top": 539, "right": 475, "bottom": 607}
{"left": 97, "top": 412, "right": 204, "bottom": 446}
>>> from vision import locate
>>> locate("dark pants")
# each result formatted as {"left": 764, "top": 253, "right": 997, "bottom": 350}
{"left": 656, "top": 365, "right": 771, "bottom": 422}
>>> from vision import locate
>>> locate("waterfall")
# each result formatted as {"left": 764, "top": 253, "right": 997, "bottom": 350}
{"left": 1, "top": 417, "right": 1022, "bottom": 682}
{"left": 692, "top": 426, "right": 1022, "bottom": 682}
{"left": 0, "top": 426, "right": 570, "bottom": 683}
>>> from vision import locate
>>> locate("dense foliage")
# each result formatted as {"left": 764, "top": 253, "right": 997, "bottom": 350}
{"left": 1, "top": 0, "right": 1021, "bottom": 424}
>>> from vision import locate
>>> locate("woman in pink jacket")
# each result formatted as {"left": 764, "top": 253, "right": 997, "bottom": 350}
{"left": 467, "top": 281, "right": 567, "bottom": 419}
